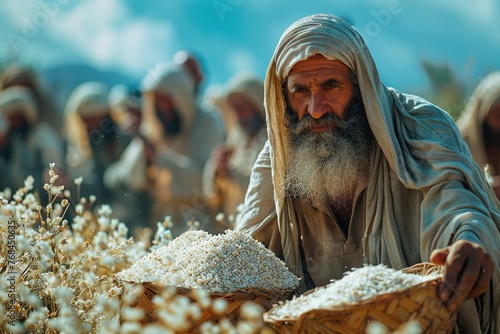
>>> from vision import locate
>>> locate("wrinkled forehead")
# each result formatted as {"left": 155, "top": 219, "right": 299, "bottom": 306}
{"left": 288, "top": 55, "right": 348, "bottom": 76}
{"left": 274, "top": 14, "right": 361, "bottom": 80}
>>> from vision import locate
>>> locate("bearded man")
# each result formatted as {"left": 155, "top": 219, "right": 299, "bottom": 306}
{"left": 235, "top": 14, "right": 499, "bottom": 332}
{"left": 104, "top": 63, "right": 225, "bottom": 236}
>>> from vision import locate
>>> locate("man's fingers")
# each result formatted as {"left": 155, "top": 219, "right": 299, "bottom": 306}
{"left": 430, "top": 247, "right": 449, "bottom": 265}
{"left": 444, "top": 256, "right": 480, "bottom": 312}
{"left": 467, "top": 255, "right": 493, "bottom": 299}
{"left": 439, "top": 245, "right": 467, "bottom": 304}
{"left": 431, "top": 241, "right": 493, "bottom": 313}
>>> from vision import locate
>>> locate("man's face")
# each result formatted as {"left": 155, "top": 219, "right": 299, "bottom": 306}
{"left": 82, "top": 113, "right": 108, "bottom": 131}
{"left": 285, "top": 55, "right": 354, "bottom": 131}
{"left": 486, "top": 103, "right": 500, "bottom": 138}
{"left": 283, "top": 55, "right": 372, "bottom": 206}
{"left": 154, "top": 91, "right": 182, "bottom": 137}
{"left": 228, "top": 93, "right": 265, "bottom": 136}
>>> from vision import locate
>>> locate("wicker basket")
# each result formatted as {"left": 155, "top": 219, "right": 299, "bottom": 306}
{"left": 119, "top": 280, "right": 293, "bottom": 329}
{"left": 263, "top": 263, "right": 457, "bottom": 334}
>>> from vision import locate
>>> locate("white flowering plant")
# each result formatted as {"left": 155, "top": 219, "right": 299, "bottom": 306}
{"left": 0, "top": 164, "right": 272, "bottom": 334}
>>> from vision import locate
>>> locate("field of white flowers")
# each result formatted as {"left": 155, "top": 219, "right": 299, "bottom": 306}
{"left": 0, "top": 164, "right": 272, "bottom": 334}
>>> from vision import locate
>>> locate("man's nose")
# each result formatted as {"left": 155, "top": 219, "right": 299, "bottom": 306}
{"left": 307, "top": 92, "right": 329, "bottom": 119}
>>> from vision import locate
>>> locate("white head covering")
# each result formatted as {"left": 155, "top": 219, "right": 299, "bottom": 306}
{"left": 457, "top": 72, "right": 500, "bottom": 172}
{"left": 64, "top": 81, "right": 110, "bottom": 118}
{"left": 0, "top": 86, "right": 38, "bottom": 125}
{"left": 141, "top": 62, "right": 196, "bottom": 140}
{"left": 63, "top": 82, "right": 110, "bottom": 165}
{"left": 215, "top": 71, "right": 265, "bottom": 134}
{"left": 225, "top": 71, "right": 265, "bottom": 117}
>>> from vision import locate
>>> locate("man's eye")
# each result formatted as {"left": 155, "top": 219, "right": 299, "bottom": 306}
{"left": 324, "top": 83, "right": 338, "bottom": 90}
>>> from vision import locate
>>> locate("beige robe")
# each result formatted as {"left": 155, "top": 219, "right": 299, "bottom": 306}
{"left": 235, "top": 14, "right": 500, "bottom": 333}
{"left": 203, "top": 72, "right": 267, "bottom": 221}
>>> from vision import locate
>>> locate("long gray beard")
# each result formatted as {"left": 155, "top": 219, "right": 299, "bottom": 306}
{"left": 284, "top": 96, "right": 372, "bottom": 207}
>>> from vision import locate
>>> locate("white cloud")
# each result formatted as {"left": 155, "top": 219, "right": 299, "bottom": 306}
{"left": 440, "top": 0, "right": 498, "bottom": 24}
{"left": 1, "top": 0, "right": 40, "bottom": 25}
{"left": 2, "top": 0, "right": 497, "bottom": 94}
{"left": 46, "top": 0, "right": 175, "bottom": 77}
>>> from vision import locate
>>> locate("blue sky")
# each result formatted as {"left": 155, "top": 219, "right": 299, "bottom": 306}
{"left": 1, "top": 0, "right": 499, "bottom": 96}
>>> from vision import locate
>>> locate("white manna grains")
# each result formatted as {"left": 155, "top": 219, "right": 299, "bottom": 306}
{"left": 267, "top": 264, "right": 440, "bottom": 319}
{"left": 117, "top": 230, "right": 300, "bottom": 293}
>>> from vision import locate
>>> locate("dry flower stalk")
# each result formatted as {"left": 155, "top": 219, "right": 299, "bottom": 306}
{"left": 0, "top": 164, "right": 272, "bottom": 333}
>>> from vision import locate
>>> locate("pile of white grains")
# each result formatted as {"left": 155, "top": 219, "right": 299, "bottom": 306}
{"left": 117, "top": 230, "right": 300, "bottom": 294}
{"left": 267, "top": 264, "right": 440, "bottom": 319}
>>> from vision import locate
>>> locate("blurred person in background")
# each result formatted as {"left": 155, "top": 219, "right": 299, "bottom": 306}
{"left": 203, "top": 72, "right": 267, "bottom": 229}
{"left": 0, "top": 86, "right": 64, "bottom": 194}
{"left": 457, "top": 72, "right": 500, "bottom": 199}
{"left": 173, "top": 50, "right": 205, "bottom": 99}
{"left": 108, "top": 83, "right": 143, "bottom": 145}
{"left": 64, "top": 81, "right": 123, "bottom": 206}
{"left": 235, "top": 14, "right": 499, "bottom": 332}
{"left": 0, "top": 112, "right": 13, "bottom": 191}
{"left": 104, "top": 83, "right": 151, "bottom": 235}
{"left": 0, "top": 63, "right": 63, "bottom": 137}
{"left": 104, "top": 62, "right": 225, "bottom": 237}
{"left": 174, "top": 49, "right": 226, "bottom": 139}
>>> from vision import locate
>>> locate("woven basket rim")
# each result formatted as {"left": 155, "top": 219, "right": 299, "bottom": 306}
{"left": 117, "top": 279, "right": 295, "bottom": 299}
{"left": 264, "top": 263, "right": 443, "bottom": 323}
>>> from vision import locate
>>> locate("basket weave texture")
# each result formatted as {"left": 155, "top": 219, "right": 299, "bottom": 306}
{"left": 263, "top": 263, "right": 457, "bottom": 334}
{"left": 121, "top": 281, "right": 293, "bottom": 329}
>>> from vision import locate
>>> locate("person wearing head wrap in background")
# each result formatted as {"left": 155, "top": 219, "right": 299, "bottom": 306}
{"left": 104, "top": 83, "right": 151, "bottom": 235}
{"left": 174, "top": 49, "right": 227, "bottom": 145}
{"left": 108, "top": 84, "right": 143, "bottom": 140}
{"left": 0, "top": 63, "right": 63, "bottom": 137}
{"left": 457, "top": 72, "right": 500, "bottom": 200}
{"left": 0, "top": 86, "right": 64, "bottom": 194}
{"left": 173, "top": 50, "right": 205, "bottom": 100}
{"left": 203, "top": 72, "right": 267, "bottom": 229}
{"left": 64, "top": 81, "right": 124, "bottom": 206}
{"left": 104, "top": 62, "right": 225, "bottom": 237}
{"left": 235, "top": 14, "right": 499, "bottom": 332}
{"left": 0, "top": 112, "right": 13, "bottom": 190}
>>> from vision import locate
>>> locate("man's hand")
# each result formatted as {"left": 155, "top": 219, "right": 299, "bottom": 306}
{"left": 430, "top": 240, "right": 493, "bottom": 312}
{"left": 211, "top": 144, "right": 233, "bottom": 179}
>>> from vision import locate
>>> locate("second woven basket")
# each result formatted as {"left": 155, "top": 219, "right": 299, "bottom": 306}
{"left": 263, "top": 263, "right": 457, "bottom": 334}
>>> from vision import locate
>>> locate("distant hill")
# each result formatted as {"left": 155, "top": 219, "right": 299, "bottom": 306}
{"left": 40, "top": 63, "right": 139, "bottom": 114}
